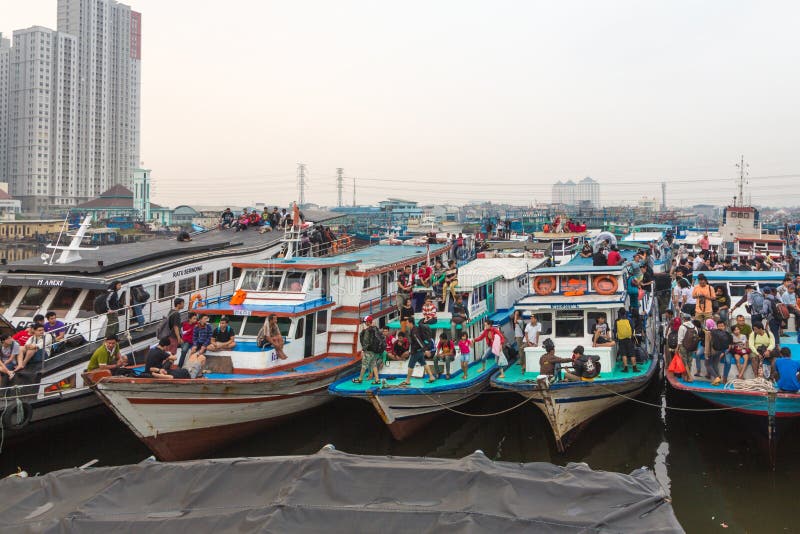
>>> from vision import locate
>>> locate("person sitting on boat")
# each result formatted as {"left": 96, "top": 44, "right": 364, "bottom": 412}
{"left": 189, "top": 315, "right": 213, "bottom": 359}
{"left": 571, "top": 346, "right": 600, "bottom": 381}
{"left": 431, "top": 259, "right": 446, "bottom": 300}
{"left": 178, "top": 313, "right": 198, "bottom": 368}
{"left": 267, "top": 315, "right": 287, "bottom": 360}
{"left": 354, "top": 316, "right": 382, "bottom": 385}
{"left": 443, "top": 260, "right": 459, "bottom": 304}
{"left": 474, "top": 320, "right": 506, "bottom": 374}
{"left": 44, "top": 312, "right": 67, "bottom": 348}
{"left": 416, "top": 263, "right": 433, "bottom": 288}
{"left": 207, "top": 317, "right": 236, "bottom": 352}
{"left": 177, "top": 230, "right": 192, "bottom": 242}
{"left": 773, "top": 347, "right": 800, "bottom": 393}
{"left": 606, "top": 245, "right": 622, "bottom": 266}
{"left": 0, "top": 334, "right": 20, "bottom": 385}
{"left": 400, "top": 299, "right": 415, "bottom": 333}
{"left": 592, "top": 247, "right": 607, "bottom": 266}
{"left": 232, "top": 209, "right": 250, "bottom": 232}
{"left": 433, "top": 333, "right": 456, "bottom": 379}
{"left": 16, "top": 324, "right": 53, "bottom": 373}
{"left": 748, "top": 322, "right": 775, "bottom": 378}
{"left": 614, "top": 309, "right": 639, "bottom": 372}
{"left": 730, "top": 324, "right": 751, "bottom": 380}
{"left": 219, "top": 208, "right": 235, "bottom": 229}
{"left": 579, "top": 242, "right": 592, "bottom": 258}
{"left": 539, "top": 338, "right": 575, "bottom": 381}
{"left": 421, "top": 297, "right": 438, "bottom": 325}
{"left": 591, "top": 314, "right": 616, "bottom": 348}
{"left": 86, "top": 335, "right": 129, "bottom": 372}
{"left": 391, "top": 331, "right": 410, "bottom": 360}
{"left": 143, "top": 337, "right": 191, "bottom": 379}
{"left": 398, "top": 318, "right": 436, "bottom": 386}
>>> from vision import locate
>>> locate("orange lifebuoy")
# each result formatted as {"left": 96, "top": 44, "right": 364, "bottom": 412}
{"left": 188, "top": 293, "right": 204, "bottom": 309}
{"left": 230, "top": 289, "right": 247, "bottom": 305}
{"left": 533, "top": 276, "right": 557, "bottom": 295}
{"left": 594, "top": 274, "right": 619, "bottom": 295}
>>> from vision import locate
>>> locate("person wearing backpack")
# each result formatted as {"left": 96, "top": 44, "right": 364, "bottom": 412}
{"left": 354, "top": 316, "right": 381, "bottom": 384}
{"left": 706, "top": 320, "right": 733, "bottom": 386}
{"left": 730, "top": 285, "right": 763, "bottom": 327}
{"left": 762, "top": 288, "right": 782, "bottom": 349}
{"left": 156, "top": 298, "right": 185, "bottom": 355}
{"left": 571, "top": 345, "right": 600, "bottom": 381}
{"left": 677, "top": 314, "right": 700, "bottom": 382}
{"left": 100, "top": 281, "right": 123, "bottom": 338}
{"left": 614, "top": 308, "right": 639, "bottom": 373}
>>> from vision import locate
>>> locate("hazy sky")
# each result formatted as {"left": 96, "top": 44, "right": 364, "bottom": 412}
{"left": 5, "top": 1, "right": 800, "bottom": 208}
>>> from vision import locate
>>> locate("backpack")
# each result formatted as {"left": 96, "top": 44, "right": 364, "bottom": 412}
{"left": 710, "top": 329, "right": 732, "bottom": 352}
{"left": 93, "top": 292, "right": 109, "bottom": 314}
{"left": 575, "top": 354, "right": 601, "bottom": 378}
{"left": 132, "top": 286, "right": 150, "bottom": 303}
{"left": 615, "top": 318, "right": 632, "bottom": 340}
{"left": 156, "top": 311, "right": 178, "bottom": 340}
{"left": 682, "top": 325, "right": 700, "bottom": 351}
{"left": 777, "top": 302, "right": 790, "bottom": 320}
{"left": 750, "top": 291, "right": 765, "bottom": 313}
{"left": 370, "top": 328, "right": 386, "bottom": 353}
{"left": 667, "top": 330, "right": 679, "bottom": 350}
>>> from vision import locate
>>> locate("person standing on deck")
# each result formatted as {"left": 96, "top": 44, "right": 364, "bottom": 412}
{"left": 692, "top": 274, "right": 716, "bottom": 322}
{"left": 615, "top": 308, "right": 639, "bottom": 373}
{"left": 512, "top": 311, "right": 525, "bottom": 352}
{"left": 474, "top": 320, "right": 505, "bottom": 373}
{"left": 396, "top": 265, "right": 414, "bottom": 313}
{"left": 443, "top": 260, "right": 459, "bottom": 305}
{"left": 104, "top": 281, "right": 123, "bottom": 338}
{"left": 450, "top": 294, "right": 469, "bottom": 342}
{"left": 398, "top": 318, "right": 436, "bottom": 385}
{"left": 353, "top": 316, "right": 381, "bottom": 384}
{"left": 677, "top": 314, "right": 700, "bottom": 382}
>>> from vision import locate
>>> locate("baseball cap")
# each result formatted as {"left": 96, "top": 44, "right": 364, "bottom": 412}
{"left": 362, "top": 315, "right": 373, "bottom": 323}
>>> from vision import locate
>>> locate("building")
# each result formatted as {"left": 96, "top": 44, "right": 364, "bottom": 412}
{"left": 551, "top": 177, "right": 599, "bottom": 207}
{"left": 551, "top": 180, "right": 576, "bottom": 205}
{"left": 0, "top": 34, "right": 10, "bottom": 184}
{"left": 74, "top": 184, "right": 172, "bottom": 225}
{"left": 57, "top": 0, "right": 142, "bottom": 203}
{"left": 0, "top": 182, "right": 21, "bottom": 220}
{"left": 7, "top": 27, "right": 78, "bottom": 213}
{"left": 0, "top": 219, "right": 63, "bottom": 240}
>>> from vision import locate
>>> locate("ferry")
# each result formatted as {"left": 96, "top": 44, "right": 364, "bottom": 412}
{"left": 491, "top": 252, "right": 661, "bottom": 452}
{"left": 330, "top": 255, "right": 545, "bottom": 439}
{"left": 91, "top": 235, "right": 452, "bottom": 460}
{"left": 691, "top": 270, "right": 787, "bottom": 323}
{"left": 619, "top": 224, "right": 672, "bottom": 272}
{"left": 0, "top": 210, "right": 340, "bottom": 434}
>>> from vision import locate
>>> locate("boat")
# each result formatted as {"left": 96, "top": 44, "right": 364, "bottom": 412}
{"left": 0, "top": 210, "right": 341, "bottom": 435}
{"left": 0, "top": 446, "right": 683, "bottom": 532}
{"left": 619, "top": 224, "right": 673, "bottom": 272}
{"left": 690, "top": 270, "right": 787, "bottom": 323}
{"left": 330, "top": 256, "right": 545, "bottom": 439}
{"left": 91, "top": 234, "right": 452, "bottom": 460}
{"left": 492, "top": 251, "right": 661, "bottom": 451}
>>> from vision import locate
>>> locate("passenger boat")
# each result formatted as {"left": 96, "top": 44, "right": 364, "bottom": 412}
{"left": 329, "top": 256, "right": 545, "bottom": 439}
{"left": 690, "top": 270, "right": 787, "bottom": 323}
{"left": 619, "top": 224, "right": 673, "bottom": 273}
{"left": 0, "top": 210, "right": 339, "bottom": 435}
{"left": 92, "top": 235, "right": 452, "bottom": 460}
{"left": 492, "top": 252, "right": 661, "bottom": 452}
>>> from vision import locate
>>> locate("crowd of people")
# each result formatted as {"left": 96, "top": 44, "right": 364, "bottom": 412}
{"left": 0, "top": 311, "right": 68, "bottom": 385}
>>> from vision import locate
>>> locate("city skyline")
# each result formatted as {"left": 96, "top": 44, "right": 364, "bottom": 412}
{"left": 4, "top": 1, "right": 800, "bottom": 209}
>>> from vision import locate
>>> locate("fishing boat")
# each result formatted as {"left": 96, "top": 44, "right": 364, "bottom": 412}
{"left": 329, "top": 256, "right": 545, "bottom": 439}
{"left": 91, "top": 234, "right": 452, "bottom": 460}
{"left": 0, "top": 210, "right": 340, "bottom": 434}
{"left": 492, "top": 252, "right": 661, "bottom": 451}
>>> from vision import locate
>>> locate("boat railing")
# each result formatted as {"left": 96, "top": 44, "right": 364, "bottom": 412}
{"left": 361, "top": 293, "right": 397, "bottom": 316}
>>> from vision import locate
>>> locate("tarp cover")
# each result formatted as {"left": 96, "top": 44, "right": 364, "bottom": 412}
{"left": 0, "top": 447, "right": 682, "bottom": 533}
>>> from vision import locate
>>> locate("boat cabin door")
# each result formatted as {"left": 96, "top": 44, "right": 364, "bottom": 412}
{"left": 304, "top": 314, "right": 315, "bottom": 357}
{"left": 381, "top": 273, "right": 388, "bottom": 297}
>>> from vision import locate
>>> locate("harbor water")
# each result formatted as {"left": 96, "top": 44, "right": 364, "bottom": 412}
{"left": 2, "top": 376, "right": 797, "bottom": 533}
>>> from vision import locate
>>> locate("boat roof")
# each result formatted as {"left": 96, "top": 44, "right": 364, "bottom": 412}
{"left": 692, "top": 271, "right": 787, "bottom": 282}
{"left": 0, "top": 448, "right": 682, "bottom": 532}
{"left": 235, "top": 244, "right": 447, "bottom": 272}
{"left": 678, "top": 234, "right": 723, "bottom": 246}
{"left": 457, "top": 257, "right": 545, "bottom": 290}
{"left": 632, "top": 223, "right": 673, "bottom": 230}
{"left": 620, "top": 231, "right": 664, "bottom": 242}
{"left": 532, "top": 249, "right": 638, "bottom": 274}
{"left": 0, "top": 210, "right": 342, "bottom": 288}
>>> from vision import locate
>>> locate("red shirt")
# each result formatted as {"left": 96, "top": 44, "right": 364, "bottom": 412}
{"left": 181, "top": 321, "right": 195, "bottom": 343}
{"left": 13, "top": 329, "right": 32, "bottom": 345}
{"left": 607, "top": 250, "right": 622, "bottom": 266}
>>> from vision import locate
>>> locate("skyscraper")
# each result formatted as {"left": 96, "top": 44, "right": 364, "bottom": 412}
{"left": 57, "top": 0, "right": 141, "bottom": 205}
{"left": 0, "top": 34, "right": 10, "bottom": 185}
{"left": 7, "top": 27, "right": 78, "bottom": 213}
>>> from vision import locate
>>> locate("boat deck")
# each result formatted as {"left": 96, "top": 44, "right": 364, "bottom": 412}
{"left": 494, "top": 358, "right": 653, "bottom": 388}
{"left": 134, "top": 355, "right": 353, "bottom": 380}
{"left": 331, "top": 356, "right": 500, "bottom": 395}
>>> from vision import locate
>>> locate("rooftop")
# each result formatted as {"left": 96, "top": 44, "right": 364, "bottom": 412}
{"left": 75, "top": 184, "right": 165, "bottom": 210}
{"left": 259, "top": 244, "right": 447, "bottom": 270}
{"left": 458, "top": 257, "right": 545, "bottom": 290}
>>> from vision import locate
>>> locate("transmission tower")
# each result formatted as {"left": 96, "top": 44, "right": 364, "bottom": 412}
{"left": 297, "top": 163, "right": 307, "bottom": 207}
{"left": 735, "top": 155, "right": 749, "bottom": 207}
{"left": 336, "top": 168, "right": 344, "bottom": 207}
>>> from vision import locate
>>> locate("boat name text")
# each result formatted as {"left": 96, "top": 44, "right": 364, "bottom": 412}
{"left": 173, "top": 265, "right": 203, "bottom": 278}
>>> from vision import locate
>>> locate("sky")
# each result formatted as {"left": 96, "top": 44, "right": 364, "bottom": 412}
{"left": 5, "top": 0, "right": 800, "bottom": 209}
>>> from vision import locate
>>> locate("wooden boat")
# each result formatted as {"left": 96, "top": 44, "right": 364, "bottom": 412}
{"left": 330, "top": 256, "right": 545, "bottom": 439}
{"left": 492, "top": 252, "right": 661, "bottom": 451}
{"left": 92, "top": 232, "right": 451, "bottom": 460}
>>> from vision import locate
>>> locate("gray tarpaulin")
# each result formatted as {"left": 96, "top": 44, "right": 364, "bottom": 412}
{"left": 0, "top": 447, "right": 682, "bottom": 533}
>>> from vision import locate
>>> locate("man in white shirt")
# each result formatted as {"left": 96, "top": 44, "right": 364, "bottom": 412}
{"left": 17, "top": 325, "right": 53, "bottom": 371}
{"left": 523, "top": 316, "right": 542, "bottom": 347}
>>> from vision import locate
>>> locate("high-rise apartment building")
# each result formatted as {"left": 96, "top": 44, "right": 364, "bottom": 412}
{"left": 551, "top": 177, "right": 600, "bottom": 207}
{"left": 0, "top": 34, "right": 10, "bottom": 185}
{"left": 57, "top": 0, "right": 141, "bottom": 205}
{"left": 7, "top": 27, "right": 78, "bottom": 213}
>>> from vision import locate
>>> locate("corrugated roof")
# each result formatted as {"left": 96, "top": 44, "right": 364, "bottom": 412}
{"left": 458, "top": 257, "right": 545, "bottom": 289}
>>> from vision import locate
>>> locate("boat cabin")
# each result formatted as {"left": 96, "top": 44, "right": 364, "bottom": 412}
{"left": 515, "top": 261, "right": 629, "bottom": 375}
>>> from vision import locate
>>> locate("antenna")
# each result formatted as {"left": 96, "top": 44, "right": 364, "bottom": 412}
{"left": 46, "top": 215, "right": 99, "bottom": 264}
{"left": 297, "top": 163, "right": 307, "bottom": 207}
{"left": 660, "top": 181, "right": 666, "bottom": 211}
{"left": 352, "top": 177, "right": 356, "bottom": 207}
{"left": 336, "top": 168, "right": 344, "bottom": 207}
{"left": 735, "top": 155, "right": 749, "bottom": 207}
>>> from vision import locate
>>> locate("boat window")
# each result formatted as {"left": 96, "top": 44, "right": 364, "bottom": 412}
{"left": 48, "top": 288, "right": 82, "bottom": 316}
{"left": 277, "top": 317, "right": 291, "bottom": 337}
{"left": 533, "top": 312, "right": 553, "bottom": 335}
{"left": 178, "top": 277, "right": 196, "bottom": 294}
{"left": 0, "top": 286, "right": 17, "bottom": 315}
{"left": 17, "top": 287, "right": 49, "bottom": 313}
{"left": 216, "top": 268, "right": 230, "bottom": 284}
{"left": 586, "top": 312, "right": 607, "bottom": 335}
{"left": 242, "top": 317, "right": 267, "bottom": 336}
{"left": 198, "top": 272, "right": 215, "bottom": 289}
{"left": 77, "top": 290, "right": 101, "bottom": 318}
{"left": 258, "top": 271, "right": 282, "bottom": 291}
{"left": 282, "top": 272, "right": 306, "bottom": 292}
{"left": 240, "top": 269, "right": 264, "bottom": 291}
{"left": 214, "top": 316, "right": 243, "bottom": 335}
{"left": 232, "top": 267, "right": 242, "bottom": 280}
{"left": 316, "top": 310, "right": 328, "bottom": 334}
{"left": 729, "top": 283, "right": 748, "bottom": 298}
{"left": 295, "top": 317, "right": 305, "bottom": 339}
{"left": 364, "top": 276, "right": 371, "bottom": 289}
{"left": 555, "top": 311, "right": 584, "bottom": 338}
{"left": 158, "top": 282, "right": 175, "bottom": 300}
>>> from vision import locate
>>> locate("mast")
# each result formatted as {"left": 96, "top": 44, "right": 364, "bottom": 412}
{"left": 735, "top": 155, "right": 748, "bottom": 207}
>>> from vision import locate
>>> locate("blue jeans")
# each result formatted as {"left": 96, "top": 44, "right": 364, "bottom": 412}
{"left": 705, "top": 349, "right": 722, "bottom": 380}
{"left": 722, "top": 351, "right": 742, "bottom": 380}
{"left": 132, "top": 304, "right": 145, "bottom": 327}
{"left": 178, "top": 342, "right": 192, "bottom": 368}
{"left": 694, "top": 343, "right": 706, "bottom": 374}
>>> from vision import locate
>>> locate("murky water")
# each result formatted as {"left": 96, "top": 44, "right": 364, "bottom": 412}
{"left": 1, "top": 376, "right": 797, "bottom": 533}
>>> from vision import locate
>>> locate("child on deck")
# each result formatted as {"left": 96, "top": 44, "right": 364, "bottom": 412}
{"left": 458, "top": 332, "right": 472, "bottom": 379}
